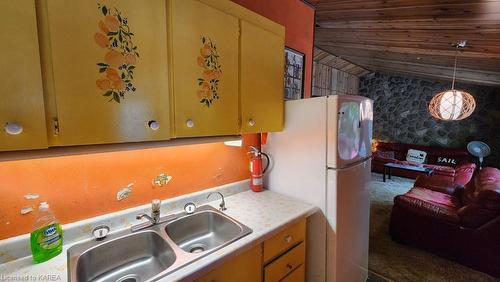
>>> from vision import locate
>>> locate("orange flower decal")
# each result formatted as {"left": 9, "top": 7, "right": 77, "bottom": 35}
{"left": 98, "top": 20, "right": 109, "bottom": 33}
{"left": 96, "top": 79, "right": 111, "bottom": 90}
{"left": 104, "top": 15, "right": 120, "bottom": 32}
{"left": 124, "top": 53, "right": 137, "bottom": 65}
{"left": 105, "top": 68, "right": 121, "bottom": 82}
{"left": 112, "top": 79, "right": 126, "bottom": 91}
{"left": 95, "top": 3, "right": 139, "bottom": 103}
{"left": 197, "top": 36, "right": 222, "bottom": 107}
{"left": 94, "top": 33, "right": 108, "bottom": 48}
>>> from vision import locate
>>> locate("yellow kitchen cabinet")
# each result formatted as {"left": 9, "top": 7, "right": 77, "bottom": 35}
{"left": 264, "top": 243, "right": 305, "bottom": 282}
{"left": 169, "top": 0, "right": 240, "bottom": 137}
{"left": 0, "top": 0, "right": 48, "bottom": 151}
{"left": 263, "top": 219, "right": 306, "bottom": 282}
{"left": 240, "top": 20, "right": 285, "bottom": 133}
{"left": 38, "top": 0, "right": 170, "bottom": 146}
{"left": 195, "top": 245, "right": 262, "bottom": 282}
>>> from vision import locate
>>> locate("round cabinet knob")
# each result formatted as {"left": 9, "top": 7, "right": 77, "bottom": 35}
{"left": 4, "top": 123, "right": 23, "bottom": 135}
{"left": 148, "top": 120, "right": 160, "bottom": 131}
{"left": 186, "top": 119, "right": 194, "bottom": 128}
{"left": 248, "top": 119, "right": 256, "bottom": 127}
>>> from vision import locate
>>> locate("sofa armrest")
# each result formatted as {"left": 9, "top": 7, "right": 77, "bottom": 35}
{"left": 414, "top": 175, "right": 457, "bottom": 195}
{"left": 373, "top": 155, "right": 397, "bottom": 163}
{"left": 453, "top": 163, "right": 476, "bottom": 186}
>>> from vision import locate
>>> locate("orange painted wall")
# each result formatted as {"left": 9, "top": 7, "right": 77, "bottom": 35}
{"left": 231, "top": 0, "right": 315, "bottom": 98}
{"left": 0, "top": 136, "right": 258, "bottom": 239}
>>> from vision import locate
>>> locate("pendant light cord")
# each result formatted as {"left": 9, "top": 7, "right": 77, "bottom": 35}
{"left": 451, "top": 49, "right": 458, "bottom": 90}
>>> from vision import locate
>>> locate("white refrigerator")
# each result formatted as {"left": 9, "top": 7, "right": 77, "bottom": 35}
{"left": 264, "top": 95, "right": 373, "bottom": 282}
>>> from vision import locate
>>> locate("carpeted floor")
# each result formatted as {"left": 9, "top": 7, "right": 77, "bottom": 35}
{"left": 368, "top": 173, "right": 499, "bottom": 282}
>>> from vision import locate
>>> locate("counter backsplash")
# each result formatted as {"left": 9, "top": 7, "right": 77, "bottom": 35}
{"left": 0, "top": 180, "right": 249, "bottom": 264}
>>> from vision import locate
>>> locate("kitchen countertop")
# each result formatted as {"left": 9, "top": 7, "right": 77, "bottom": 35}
{"left": 0, "top": 183, "right": 318, "bottom": 281}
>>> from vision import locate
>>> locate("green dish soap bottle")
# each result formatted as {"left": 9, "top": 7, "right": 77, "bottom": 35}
{"left": 30, "top": 202, "right": 63, "bottom": 263}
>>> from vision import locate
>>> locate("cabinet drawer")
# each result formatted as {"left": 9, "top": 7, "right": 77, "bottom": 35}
{"left": 263, "top": 218, "right": 305, "bottom": 263}
{"left": 264, "top": 242, "right": 305, "bottom": 282}
{"left": 281, "top": 264, "right": 305, "bottom": 282}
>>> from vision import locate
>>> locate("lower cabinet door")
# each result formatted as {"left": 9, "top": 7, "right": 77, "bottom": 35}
{"left": 40, "top": 0, "right": 170, "bottom": 146}
{"left": 0, "top": 0, "right": 48, "bottom": 151}
{"left": 195, "top": 245, "right": 262, "bottom": 282}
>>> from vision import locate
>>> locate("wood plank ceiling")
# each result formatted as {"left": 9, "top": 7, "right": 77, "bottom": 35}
{"left": 312, "top": 0, "right": 500, "bottom": 86}
{"left": 314, "top": 47, "right": 370, "bottom": 76}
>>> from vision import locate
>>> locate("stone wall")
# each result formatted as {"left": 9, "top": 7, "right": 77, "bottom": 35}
{"left": 359, "top": 72, "right": 500, "bottom": 167}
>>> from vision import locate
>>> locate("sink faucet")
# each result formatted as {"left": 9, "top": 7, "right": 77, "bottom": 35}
{"left": 132, "top": 199, "right": 178, "bottom": 232}
{"left": 207, "top": 192, "right": 227, "bottom": 211}
{"left": 136, "top": 199, "right": 161, "bottom": 224}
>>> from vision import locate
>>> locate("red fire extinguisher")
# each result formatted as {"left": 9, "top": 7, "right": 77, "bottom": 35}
{"left": 248, "top": 146, "right": 270, "bottom": 192}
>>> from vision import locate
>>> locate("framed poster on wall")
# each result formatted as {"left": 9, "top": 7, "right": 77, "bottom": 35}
{"left": 284, "top": 47, "right": 304, "bottom": 100}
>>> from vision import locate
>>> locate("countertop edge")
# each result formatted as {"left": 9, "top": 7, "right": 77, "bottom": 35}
{"left": 173, "top": 206, "right": 319, "bottom": 282}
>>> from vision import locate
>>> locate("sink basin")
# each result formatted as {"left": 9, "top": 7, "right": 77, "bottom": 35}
{"left": 71, "top": 231, "right": 175, "bottom": 282}
{"left": 164, "top": 210, "right": 245, "bottom": 253}
{"left": 68, "top": 205, "right": 252, "bottom": 281}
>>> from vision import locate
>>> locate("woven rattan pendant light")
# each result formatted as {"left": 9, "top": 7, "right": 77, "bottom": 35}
{"left": 428, "top": 41, "right": 476, "bottom": 121}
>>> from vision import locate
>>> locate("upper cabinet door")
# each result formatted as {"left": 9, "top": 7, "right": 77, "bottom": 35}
{"left": 170, "top": 0, "right": 239, "bottom": 137}
{"left": 0, "top": 0, "right": 48, "bottom": 151}
{"left": 41, "top": 0, "right": 170, "bottom": 146}
{"left": 240, "top": 21, "right": 284, "bottom": 133}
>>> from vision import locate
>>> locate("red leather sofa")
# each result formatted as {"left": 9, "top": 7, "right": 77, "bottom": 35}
{"left": 390, "top": 167, "right": 500, "bottom": 278}
{"left": 372, "top": 141, "right": 476, "bottom": 185}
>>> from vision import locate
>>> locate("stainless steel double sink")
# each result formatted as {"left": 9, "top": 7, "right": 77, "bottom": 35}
{"left": 68, "top": 205, "right": 252, "bottom": 282}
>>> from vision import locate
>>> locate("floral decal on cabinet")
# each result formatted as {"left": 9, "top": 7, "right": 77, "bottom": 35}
{"left": 197, "top": 36, "right": 222, "bottom": 107}
{"left": 94, "top": 3, "right": 139, "bottom": 103}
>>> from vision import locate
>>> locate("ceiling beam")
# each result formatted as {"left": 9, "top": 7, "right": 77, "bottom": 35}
{"left": 316, "top": 45, "right": 500, "bottom": 72}
{"left": 316, "top": 3, "right": 500, "bottom": 21}
{"left": 316, "top": 19, "right": 500, "bottom": 30}
{"left": 316, "top": 42, "right": 500, "bottom": 59}
{"left": 349, "top": 60, "right": 500, "bottom": 86}
{"left": 360, "top": 66, "right": 500, "bottom": 87}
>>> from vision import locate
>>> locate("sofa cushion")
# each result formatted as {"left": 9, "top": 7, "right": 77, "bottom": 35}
{"left": 458, "top": 203, "right": 499, "bottom": 228}
{"left": 414, "top": 175, "right": 457, "bottom": 195}
{"left": 406, "top": 149, "right": 427, "bottom": 164}
{"left": 407, "top": 187, "right": 460, "bottom": 208}
{"left": 423, "top": 164, "right": 455, "bottom": 173}
{"left": 461, "top": 167, "right": 500, "bottom": 205}
{"left": 394, "top": 160, "right": 424, "bottom": 167}
{"left": 423, "top": 164, "right": 456, "bottom": 178}
{"left": 458, "top": 167, "right": 500, "bottom": 228}
{"left": 394, "top": 187, "right": 460, "bottom": 224}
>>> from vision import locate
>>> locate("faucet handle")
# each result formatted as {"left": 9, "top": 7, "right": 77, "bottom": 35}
{"left": 92, "top": 225, "right": 110, "bottom": 241}
{"left": 152, "top": 199, "right": 161, "bottom": 211}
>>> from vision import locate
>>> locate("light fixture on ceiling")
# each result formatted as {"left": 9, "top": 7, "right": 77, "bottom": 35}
{"left": 428, "top": 41, "right": 476, "bottom": 121}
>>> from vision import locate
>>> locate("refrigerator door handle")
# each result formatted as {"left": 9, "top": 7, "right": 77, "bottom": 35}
{"left": 328, "top": 156, "right": 372, "bottom": 170}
